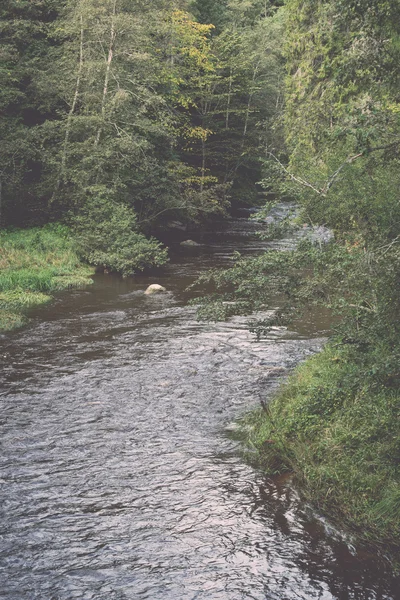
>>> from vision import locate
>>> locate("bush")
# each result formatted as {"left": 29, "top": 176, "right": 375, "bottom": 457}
{"left": 72, "top": 190, "right": 169, "bottom": 275}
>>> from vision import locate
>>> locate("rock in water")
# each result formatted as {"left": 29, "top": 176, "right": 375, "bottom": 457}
{"left": 144, "top": 284, "right": 167, "bottom": 295}
{"left": 167, "top": 220, "right": 187, "bottom": 231}
{"left": 180, "top": 239, "right": 200, "bottom": 247}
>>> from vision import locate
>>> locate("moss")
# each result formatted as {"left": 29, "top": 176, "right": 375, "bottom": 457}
{"left": 0, "top": 224, "right": 94, "bottom": 332}
{"left": 239, "top": 344, "right": 400, "bottom": 555}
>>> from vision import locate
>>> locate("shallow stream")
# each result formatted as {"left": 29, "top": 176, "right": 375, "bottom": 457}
{"left": 0, "top": 211, "right": 398, "bottom": 599}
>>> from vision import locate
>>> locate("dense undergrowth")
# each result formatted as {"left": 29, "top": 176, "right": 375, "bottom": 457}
{"left": 0, "top": 225, "right": 93, "bottom": 331}
{"left": 239, "top": 343, "right": 400, "bottom": 554}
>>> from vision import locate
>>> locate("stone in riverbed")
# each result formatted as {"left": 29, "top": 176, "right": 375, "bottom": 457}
{"left": 144, "top": 284, "right": 167, "bottom": 295}
{"left": 180, "top": 239, "right": 200, "bottom": 247}
{"left": 167, "top": 220, "right": 187, "bottom": 231}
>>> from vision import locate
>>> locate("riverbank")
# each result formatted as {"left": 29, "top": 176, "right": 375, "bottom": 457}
{"left": 0, "top": 225, "right": 94, "bottom": 331}
{"left": 240, "top": 342, "right": 400, "bottom": 559}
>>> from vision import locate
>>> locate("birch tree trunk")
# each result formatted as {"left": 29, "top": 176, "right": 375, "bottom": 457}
{"left": 225, "top": 62, "right": 260, "bottom": 183}
{"left": 50, "top": 15, "right": 84, "bottom": 205}
{"left": 225, "top": 66, "right": 233, "bottom": 130}
{"left": 94, "top": 0, "right": 117, "bottom": 148}
{"left": 200, "top": 96, "right": 210, "bottom": 193}
{"left": 200, "top": 137, "right": 206, "bottom": 192}
{"left": 242, "top": 63, "right": 259, "bottom": 139}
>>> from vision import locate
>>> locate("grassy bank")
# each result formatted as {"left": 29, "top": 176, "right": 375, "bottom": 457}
{"left": 240, "top": 344, "right": 400, "bottom": 554}
{"left": 0, "top": 225, "right": 94, "bottom": 331}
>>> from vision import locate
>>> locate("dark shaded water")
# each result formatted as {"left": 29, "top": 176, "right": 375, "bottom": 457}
{"left": 0, "top": 213, "right": 398, "bottom": 599}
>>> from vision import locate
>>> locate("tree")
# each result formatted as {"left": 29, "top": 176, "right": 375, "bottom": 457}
{"left": 0, "top": 0, "right": 286, "bottom": 271}
{"left": 0, "top": 0, "right": 60, "bottom": 225}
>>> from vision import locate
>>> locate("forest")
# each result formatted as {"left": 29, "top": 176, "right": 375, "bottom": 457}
{"left": 0, "top": 0, "right": 283, "bottom": 260}
{"left": 1, "top": 0, "right": 400, "bottom": 558}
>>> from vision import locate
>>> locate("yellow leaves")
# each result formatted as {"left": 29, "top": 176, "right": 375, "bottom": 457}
{"left": 384, "top": 101, "right": 400, "bottom": 115}
{"left": 181, "top": 175, "right": 211, "bottom": 186}
{"left": 162, "top": 9, "right": 218, "bottom": 114}
{"left": 177, "top": 97, "right": 192, "bottom": 109}
{"left": 183, "top": 126, "right": 213, "bottom": 141}
{"left": 171, "top": 10, "right": 215, "bottom": 39}
{"left": 169, "top": 10, "right": 216, "bottom": 71}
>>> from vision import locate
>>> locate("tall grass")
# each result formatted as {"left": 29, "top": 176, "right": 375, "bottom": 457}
{"left": 239, "top": 344, "right": 400, "bottom": 556}
{"left": 0, "top": 224, "right": 93, "bottom": 331}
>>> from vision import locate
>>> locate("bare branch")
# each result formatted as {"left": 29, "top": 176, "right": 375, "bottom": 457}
{"left": 378, "top": 234, "right": 400, "bottom": 256}
{"left": 266, "top": 152, "right": 324, "bottom": 195}
{"left": 324, "top": 152, "right": 363, "bottom": 192}
{"left": 267, "top": 140, "right": 400, "bottom": 196}
{"left": 348, "top": 303, "right": 376, "bottom": 313}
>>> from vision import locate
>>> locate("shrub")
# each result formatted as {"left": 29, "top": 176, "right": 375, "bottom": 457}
{"left": 72, "top": 191, "right": 169, "bottom": 275}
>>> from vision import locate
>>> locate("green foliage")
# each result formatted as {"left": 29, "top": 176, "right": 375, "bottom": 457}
{"left": 0, "top": 224, "right": 89, "bottom": 273}
{"left": 192, "top": 0, "right": 229, "bottom": 32}
{"left": 0, "top": 0, "right": 285, "bottom": 242}
{"left": 263, "top": 0, "right": 400, "bottom": 377}
{"left": 0, "top": 290, "right": 51, "bottom": 309}
{"left": 189, "top": 246, "right": 294, "bottom": 320}
{"left": 0, "top": 0, "right": 59, "bottom": 225}
{"left": 281, "top": 0, "right": 400, "bottom": 188}
{"left": 71, "top": 191, "right": 169, "bottom": 275}
{"left": 239, "top": 344, "right": 400, "bottom": 549}
{"left": 209, "top": 0, "right": 400, "bottom": 554}
{"left": 191, "top": 228, "right": 400, "bottom": 381}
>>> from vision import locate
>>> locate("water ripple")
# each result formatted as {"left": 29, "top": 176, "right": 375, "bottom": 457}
{"left": 0, "top": 210, "right": 398, "bottom": 599}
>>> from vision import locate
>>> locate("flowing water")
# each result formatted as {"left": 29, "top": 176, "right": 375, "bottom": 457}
{"left": 0, "top": 211, "right": 398, "bottom": 599}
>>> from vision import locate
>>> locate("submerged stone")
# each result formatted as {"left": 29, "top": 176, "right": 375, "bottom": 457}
{"left": 167, "top": 220, "right": 187, "bottom": 231}
{"left": 180, "top": 239, "right": 200, "bottom": 247}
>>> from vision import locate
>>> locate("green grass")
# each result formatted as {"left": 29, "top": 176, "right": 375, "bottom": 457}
{"left": 0, "top": 224, "right": 94, "bottom": 331}
{"left": 239, "top": 344, "right": 400, "bottom": 555}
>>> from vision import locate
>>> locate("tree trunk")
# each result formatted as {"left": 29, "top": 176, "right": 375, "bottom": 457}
{"left": 200, "top": 137, "right": 206, "bottom": 192}
{"left": 200, "top": 96, "right": 210, "bottom": 193}
{"left": 243, "top": 63, "right": 259, "bottom": 139}
{"left": 228, "top": 62, "right": 260, "bottom": 182}
{"left": 225, "top": 66, "right": 233, "bottom": 130}
{"left": 95, "top": 0, "right": 117, "bottom": 148}
{"left": 50, "top": 15, "right": 84, "bottom": 205}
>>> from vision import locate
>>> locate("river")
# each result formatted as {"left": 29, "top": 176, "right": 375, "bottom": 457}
{"left": 0, "top": 210, "right": 398, "bottom": 599}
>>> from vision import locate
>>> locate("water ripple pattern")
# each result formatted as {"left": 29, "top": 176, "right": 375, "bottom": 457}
{"left": 0, "top": 214, "right": 398, "bottom": 599}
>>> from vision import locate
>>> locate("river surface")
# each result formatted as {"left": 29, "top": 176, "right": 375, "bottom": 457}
{"left": 0, "top": 211, "right": 398, "bottom": 599}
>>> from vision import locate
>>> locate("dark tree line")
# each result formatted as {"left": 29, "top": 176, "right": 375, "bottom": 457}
{"left": 0, "top": 0, "right": 284, "bottom": 235}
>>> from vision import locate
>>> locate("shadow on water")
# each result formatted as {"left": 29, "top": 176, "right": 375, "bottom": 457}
{"left": 0, "top": 209, "right": 399, "bottom": 599}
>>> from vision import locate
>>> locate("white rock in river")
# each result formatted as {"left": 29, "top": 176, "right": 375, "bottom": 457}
{"left": 144, "top": 284, "right": 167, "bottom": 295}
{"left": 180, "top": 239, "right": 200, "bottom": 247}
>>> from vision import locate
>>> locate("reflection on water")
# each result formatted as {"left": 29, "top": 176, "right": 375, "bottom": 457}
{"left": 0, "top": 213, "right": 398, "bottom": 599}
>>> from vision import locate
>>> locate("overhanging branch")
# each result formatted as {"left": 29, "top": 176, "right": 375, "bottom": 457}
{"left": 267, "top": 140, "right": 400, "bottom": 196}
